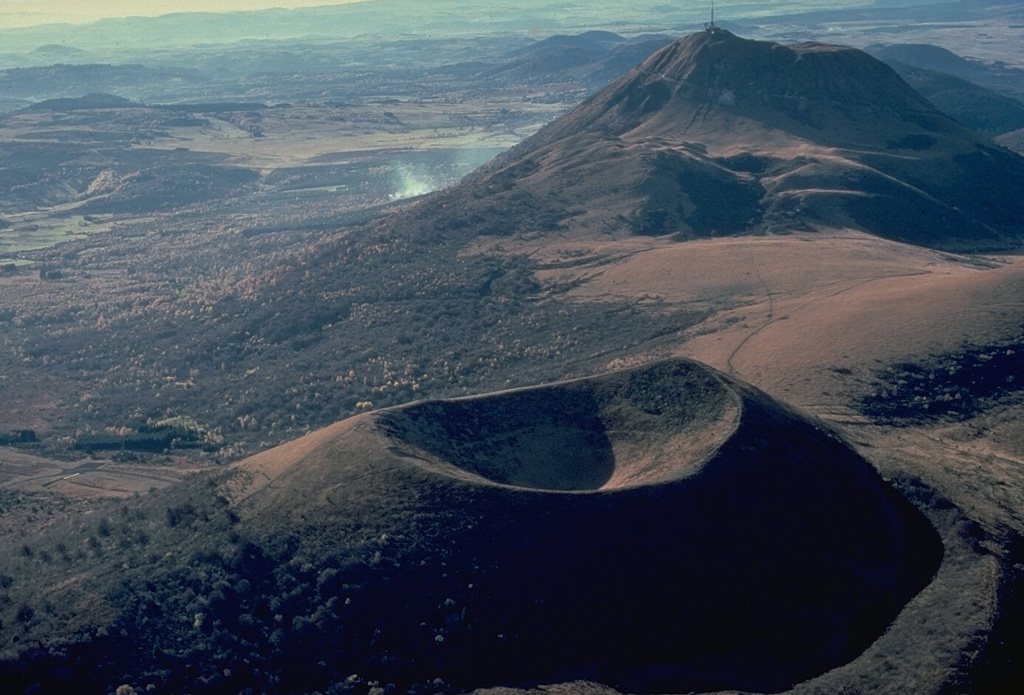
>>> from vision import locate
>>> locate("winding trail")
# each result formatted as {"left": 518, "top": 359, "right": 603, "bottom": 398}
{"left": 726, "top": 249, "right": 773, "bottom": 375}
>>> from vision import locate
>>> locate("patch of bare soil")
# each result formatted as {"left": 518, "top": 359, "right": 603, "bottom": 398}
{"left": 476, "top": 230, "right": 1023, "bottom": 417}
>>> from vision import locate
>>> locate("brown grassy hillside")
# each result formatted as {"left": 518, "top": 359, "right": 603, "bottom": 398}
{"left": 405, "top": 30, "right": 1024, "bottom": 250}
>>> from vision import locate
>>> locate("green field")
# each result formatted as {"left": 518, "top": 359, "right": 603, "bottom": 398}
{"left": 0, "top": 213, "right": 115, "bottom": 256}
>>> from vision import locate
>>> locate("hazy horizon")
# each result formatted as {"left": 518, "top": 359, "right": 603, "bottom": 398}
{"left": 0, "top": 0, "right": 881, "bottom": 31}
{"left": 0, "top": 0, "right": 374, "bottom": 29}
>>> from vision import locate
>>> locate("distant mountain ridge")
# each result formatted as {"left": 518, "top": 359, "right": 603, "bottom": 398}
{"left": 870, "top": 43, "right": 981, "bottom": 75}
{"left": 410, "top": 30, "right": 1024, "bottom": 251}
{"left": 883, "top": 62, "right": 1024, "bottom": 138}
{"left": 487, "top": 31, "right": 675, "bottom": 90}
{"left": 21, "top": 92, "right": 138, "bottom": 112}
{"left": 868, "top": 41, "right": 1024, "bottom": 101}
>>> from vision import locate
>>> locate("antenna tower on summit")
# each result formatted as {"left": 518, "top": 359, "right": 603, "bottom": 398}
{"left": 704, "top": 1, "right": 719, "bottom": 32}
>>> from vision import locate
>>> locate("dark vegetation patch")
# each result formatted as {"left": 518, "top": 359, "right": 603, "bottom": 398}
{"left": 73, "top": 418, "right": 218, "bottom": 454}
{"left": 21, "top": 93, "right": 139, "bottom": 112}
{"left": 859, "top": 332, "right": 1024, "bottom": 424}
{"left": 0, "top": 431, "right": 37, "bottom": 446}
{"left": 612, "top": 149, "right": 767, "bottom": 238}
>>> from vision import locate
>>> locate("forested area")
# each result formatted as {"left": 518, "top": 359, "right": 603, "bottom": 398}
{"left": 1, "top": 204, "right": 705, "bottom": 459}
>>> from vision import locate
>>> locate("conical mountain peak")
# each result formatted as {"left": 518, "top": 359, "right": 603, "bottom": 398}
{"left": 641, "top": 29, "right": 904, "bottom": 96}
{"left": 415, "top": 31, "right": 1024, "bottom": 250}
{"left": 643, "top": 30, "right": 935, "bottom": 125}
{"left": 517, "top": 30, "right": 943, "bottom": 151}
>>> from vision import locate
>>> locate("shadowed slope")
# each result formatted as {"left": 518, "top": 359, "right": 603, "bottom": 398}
{"left": 222, "top": 359, "right": 941, "bottom": 693}
{"left": 0, "top": 360, "right": 943, "bottom": 694}
{"left": 377, "top": 359, "right": 737, "bottom": 490}
{"left": 410, "top": 30, "right": 1024, "bottom": 250}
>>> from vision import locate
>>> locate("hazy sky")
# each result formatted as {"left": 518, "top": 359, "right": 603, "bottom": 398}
{"left": 0, "top": 0, "right": 375, "bottom": 28}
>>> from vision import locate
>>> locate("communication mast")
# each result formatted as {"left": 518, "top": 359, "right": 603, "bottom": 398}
{"left": 704, "top": 1, "right": 719, "bottom": 32}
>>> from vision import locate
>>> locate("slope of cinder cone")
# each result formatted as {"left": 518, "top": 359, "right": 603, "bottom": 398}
{"left": 219, "top": 359, "right": 942, "bottom": 693}
{"left": 411, "top": 30, "right": 1024, "bottom": 250}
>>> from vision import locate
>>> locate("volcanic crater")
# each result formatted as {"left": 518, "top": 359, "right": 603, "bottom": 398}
{"left": 376, "top": 358, "right": 738, "bottom": 491}
{"left": 231, "top": 360, "right": 944, "bottom": 693}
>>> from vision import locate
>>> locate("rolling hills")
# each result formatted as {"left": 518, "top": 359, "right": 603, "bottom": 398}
{"left": 2, "top": 27, "right": 1024, "bottom": 695}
